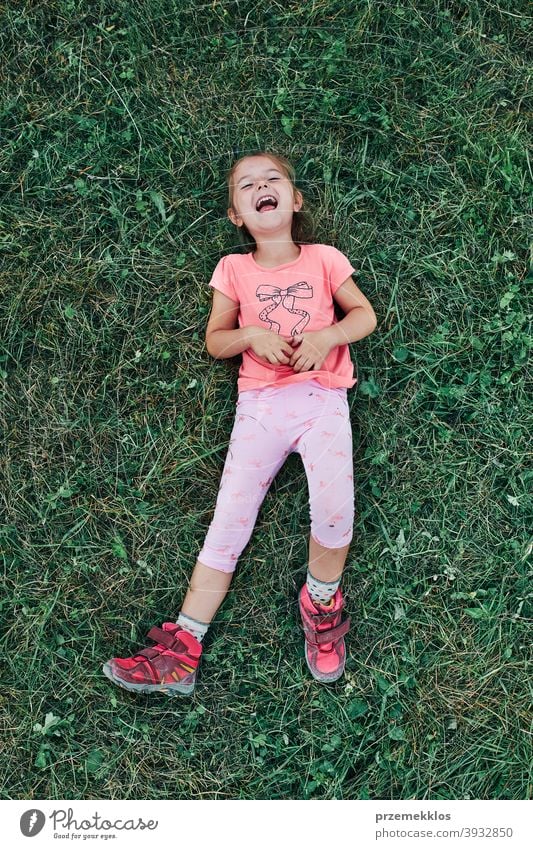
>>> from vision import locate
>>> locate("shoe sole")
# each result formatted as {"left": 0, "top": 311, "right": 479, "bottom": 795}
{"left": 102, "top": 662, "right": 195, "bottom": 696}
{"left": 303, "top": 649, "right": 345, "bottom": 683}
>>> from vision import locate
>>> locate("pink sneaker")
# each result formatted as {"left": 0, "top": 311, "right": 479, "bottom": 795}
{"left": 102, "top": 623, "right": 202, "bottom": 697}
{"left": 298, "top": 584, "right": 350, "bottom": 682}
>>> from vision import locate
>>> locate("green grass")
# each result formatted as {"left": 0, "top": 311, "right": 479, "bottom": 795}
{"left": 0, "top": 0, "right": 531, "bottom": 800}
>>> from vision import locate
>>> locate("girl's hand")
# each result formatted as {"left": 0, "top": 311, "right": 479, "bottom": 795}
{"left": 288, "top": 329, "right": 334, "bottom": 372}
{"left": 248, "top": 328, "right": 296, "bottom": 365}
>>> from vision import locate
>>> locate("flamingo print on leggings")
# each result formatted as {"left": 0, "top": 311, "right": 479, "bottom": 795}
{"left": 256, "top": 280, "right": 313, "bottom": 335}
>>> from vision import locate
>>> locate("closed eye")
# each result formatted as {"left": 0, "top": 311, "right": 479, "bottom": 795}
{"left": 240, "top": 177, "right": 280, "bottom": 190}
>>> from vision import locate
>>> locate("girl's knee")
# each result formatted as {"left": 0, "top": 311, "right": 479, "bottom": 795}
{"left": 310, "top": 493, "right": 354, "bottom": 548}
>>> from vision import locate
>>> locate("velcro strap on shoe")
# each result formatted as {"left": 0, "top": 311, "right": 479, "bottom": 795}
{"left": 136, "top": 647, "right": 160, "bottom": 660}
{"left": 305, "top": 616, "right": 351, "bottom": 646}
{"left": 147, "top": 626, "right": 184, "bottom": 652}
{"left": 131, "top": 649, "right": 160, "bottom": 684}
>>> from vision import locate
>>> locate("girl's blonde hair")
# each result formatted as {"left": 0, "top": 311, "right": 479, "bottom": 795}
{"left": 226, "top": 149, "right": 316, "bottom": 252}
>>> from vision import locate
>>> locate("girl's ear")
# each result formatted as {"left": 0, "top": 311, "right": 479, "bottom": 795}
{"left": 293, "top": 190, "right": 303, "bottom": 211}
{"left": 228, "top": 207, "right": 242, "bottom": 227}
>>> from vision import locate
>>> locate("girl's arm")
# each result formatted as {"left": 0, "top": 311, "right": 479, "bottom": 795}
{"left": 325, "top": 275, "right": 377, "bottom": 346}
{"left": 206, "top": 289, "right": 265, "bottom": 359}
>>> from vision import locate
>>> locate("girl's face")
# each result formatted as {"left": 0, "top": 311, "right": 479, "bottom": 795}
{"left": 228, "top": 155, "right": 302, "bottom": 235}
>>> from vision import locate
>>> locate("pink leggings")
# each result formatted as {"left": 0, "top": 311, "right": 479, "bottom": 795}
{"left": 198, "top": 378, "right": 354, "bottom": 573}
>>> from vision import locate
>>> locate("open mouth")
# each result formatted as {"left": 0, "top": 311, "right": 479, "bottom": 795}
{"left": 255, "top": 195, "right": 278, "bottom": 213}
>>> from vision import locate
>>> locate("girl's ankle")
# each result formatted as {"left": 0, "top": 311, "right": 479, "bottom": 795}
{"left": 176, "top": 612, "right": 210, "bottom": 643}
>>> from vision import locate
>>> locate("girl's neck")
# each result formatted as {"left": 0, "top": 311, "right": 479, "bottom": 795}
{"left": 252, "top": 240, "right": 301, "bottom": 268}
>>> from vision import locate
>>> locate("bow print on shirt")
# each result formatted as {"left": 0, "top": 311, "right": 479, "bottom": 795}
{"left": 256, "top": 280, "right": 313, "bottom": 336}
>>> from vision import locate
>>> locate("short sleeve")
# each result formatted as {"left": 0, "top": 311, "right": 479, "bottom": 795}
{"left": 208, "top": 255, "right": 239, "bottom": 303}
{"left": 328, "top": 246, "right": 357, "bottom": 295}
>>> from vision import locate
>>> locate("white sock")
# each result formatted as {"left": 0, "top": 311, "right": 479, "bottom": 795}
{"left": 306, "top": 569, "right": 340, "bottom": 605}
{"left": 176, "top": 612, "right": 209, "bottom": 643}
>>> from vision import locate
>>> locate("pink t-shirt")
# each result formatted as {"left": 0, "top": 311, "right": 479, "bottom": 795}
{"left": 208, "top": 243, "right": 357, "bottom": 393}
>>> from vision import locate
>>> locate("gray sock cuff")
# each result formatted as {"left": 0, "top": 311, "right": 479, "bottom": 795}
{"left": 177, "top": 612, "right": 209, "bottom": 630}
{"left": 307, "top": 568, "right": 341, "bottom": 586}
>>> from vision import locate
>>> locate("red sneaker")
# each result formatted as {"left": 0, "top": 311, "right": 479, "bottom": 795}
{"left": 298, "top": 584, "right": 350, "bottom": 683}
{"left": 102, "top": 623, "right": 202, "bottom": 697}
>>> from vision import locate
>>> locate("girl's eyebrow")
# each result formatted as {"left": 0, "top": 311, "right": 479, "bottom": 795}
{"left": 236, "top": 169, "right": 282, "bottom": 184}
